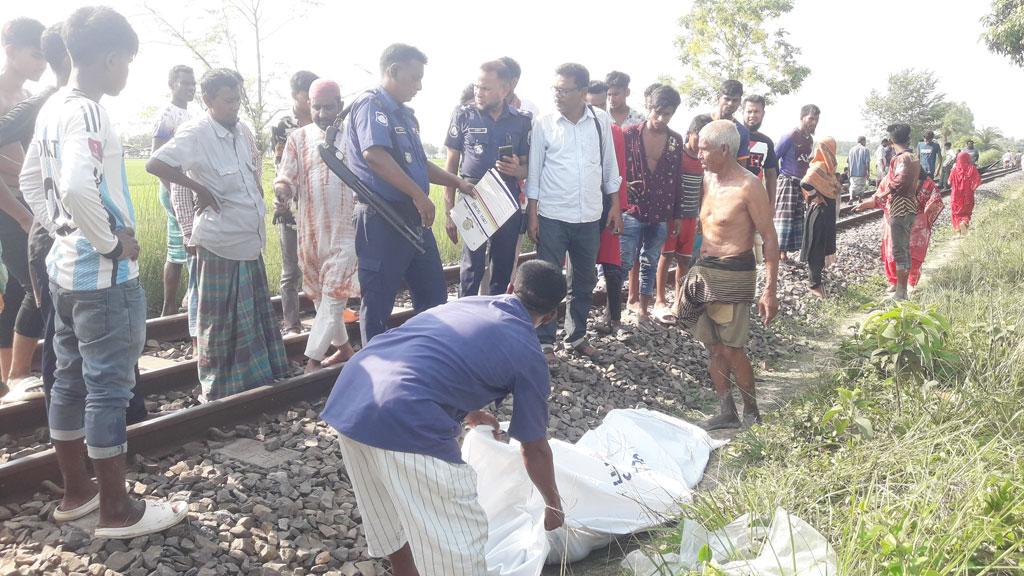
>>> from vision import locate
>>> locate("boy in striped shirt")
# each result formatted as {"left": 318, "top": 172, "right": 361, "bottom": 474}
{"left": 21, "top": 6, "right": 185, "bottom": 537}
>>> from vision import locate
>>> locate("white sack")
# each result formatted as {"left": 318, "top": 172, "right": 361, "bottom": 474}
{"left": 462, "top": 408, "right": 727, "bottom": 576}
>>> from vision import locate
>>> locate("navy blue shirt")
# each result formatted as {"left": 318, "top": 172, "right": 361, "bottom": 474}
{"left": 444, "top": 105, "right": 531, "bottom": 195}
{"left": 321, "top": 295, "right": 551, "bottom": 463}
{"left": 344, "top": 87, "right": 430, "bottom": 203}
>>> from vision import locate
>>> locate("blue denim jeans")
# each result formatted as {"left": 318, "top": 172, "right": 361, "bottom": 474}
{"left": 536, "top": 216, "right": 600, "bottom": 348}
{"left": 48, "top": 278, "right": 146, "bottom": 459}
{"left": 619, "top": 214, "right": 668, "bottom": 297}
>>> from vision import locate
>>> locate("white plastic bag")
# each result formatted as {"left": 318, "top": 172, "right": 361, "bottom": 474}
{"left": 462, "top": 409, "right": 727, "bottom": 576}
{"left": 621, "top": 507, "right": 838, "bottom": 575}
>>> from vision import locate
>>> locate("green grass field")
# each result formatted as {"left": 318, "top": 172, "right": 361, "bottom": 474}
{"left": 125, "top": 159, "right": 473, "bottom": 316}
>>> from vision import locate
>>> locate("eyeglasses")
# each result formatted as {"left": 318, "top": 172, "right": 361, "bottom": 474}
{"left": 551, "top": 86, "right": 579, "bottom": 97}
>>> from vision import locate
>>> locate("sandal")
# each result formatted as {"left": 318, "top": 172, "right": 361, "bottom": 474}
{"left": 1, "top": 376, "right": 45, "bottom": 404}
{"left": 53, "top": 493, "right": 100, "bottom": 523}
{"left": 652, "top": 306, "right": 677, "bottom": 325}
{"left": 93, "top": 499, "right": 188, "bottom": 540}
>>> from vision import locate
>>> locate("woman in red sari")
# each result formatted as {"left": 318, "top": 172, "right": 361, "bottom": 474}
{"left": 877, "top": 169, "right": 944, "bottom": 290}
{"left": 949, "top": 151, "right": 980, "bottom": 236}
{"left": 595, "top": 123, "right": 629, "bottom": 334}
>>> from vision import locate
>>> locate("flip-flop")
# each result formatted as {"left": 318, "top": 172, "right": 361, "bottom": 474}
{"left": 93, "top": 500, "right": 188, "bottom": 540}
{"left": 53, "top": 493, "right": 100, "bottom": 523}
{"left": 652, "top": 306, "right": 677, "bottom": 325}
{"left": 1, "top": 376, "right": 45, "bottom": 404}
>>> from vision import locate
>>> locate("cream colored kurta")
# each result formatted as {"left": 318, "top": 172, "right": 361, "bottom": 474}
{"left": 275, "top": 123, "right": 359, "bottom": 302}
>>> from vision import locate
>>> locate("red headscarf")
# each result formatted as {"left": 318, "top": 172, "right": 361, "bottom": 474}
{"left": 949, "top": 151, "right": 980, "bottom": 194}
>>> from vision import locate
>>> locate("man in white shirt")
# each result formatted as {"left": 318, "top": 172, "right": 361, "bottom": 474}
{"left": 21, "top": 6, "right": 186, "bottom": 538}
{"left": 147, "top": 68, "right": 288, "bottom": 402}
{"left": 526, "top": 63, "right": 623, "bottom": 366}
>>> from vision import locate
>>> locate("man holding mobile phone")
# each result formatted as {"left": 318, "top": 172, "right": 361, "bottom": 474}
{"left": 445, "top": 60, "right": 531, "bottom": 298}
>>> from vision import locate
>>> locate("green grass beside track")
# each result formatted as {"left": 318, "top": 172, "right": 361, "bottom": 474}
{"left": 647, "top": 184, "right": 1024, "bottom": 574}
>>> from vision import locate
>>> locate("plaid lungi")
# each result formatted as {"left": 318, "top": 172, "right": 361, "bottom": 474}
{"left": 774, "top": 175, "right": 805, "bottom": 253}
{"left": 195, "top": 247, "right": 289, "bottom": 401}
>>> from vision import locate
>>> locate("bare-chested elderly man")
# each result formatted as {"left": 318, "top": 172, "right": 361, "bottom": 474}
{"left": 674, "top": 119, "right": 779, "bottom": 430}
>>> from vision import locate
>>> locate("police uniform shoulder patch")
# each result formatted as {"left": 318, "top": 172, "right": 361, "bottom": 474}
{"left": 449, "top": 123, "right": 459, "bottom": 138}
{"left": 375, "top": 111, "right": 389, "bottom": 126}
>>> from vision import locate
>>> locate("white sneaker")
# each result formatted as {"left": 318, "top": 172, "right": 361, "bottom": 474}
{"left": 1, "top": 375, "right": 45, "bottom": 404}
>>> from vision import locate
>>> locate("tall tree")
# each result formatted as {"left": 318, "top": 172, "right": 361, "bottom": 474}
{"left": 862, "top": 69, "right": 946, "bottom": 139}
{"left": 146, "top": 0, "right": 320, "bottom": 154}
{"left": 973, "top": 126, "right": 1005, "bottom": 152}
{"left": 673, "top": 0, "right": 810, "bottom": 106}
{"left": 982, "top": 0, "right": 1024, "bottom": 66}
{"left": 940, "top": 102, "right": 975, "bottom": 144}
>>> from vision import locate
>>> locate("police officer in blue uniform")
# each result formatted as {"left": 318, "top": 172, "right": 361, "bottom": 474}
{"left": 346, "top": 44, "right": 477, "bottom": 343}
{"left": 444, "top": 60, "right": 531, "bottom": 297}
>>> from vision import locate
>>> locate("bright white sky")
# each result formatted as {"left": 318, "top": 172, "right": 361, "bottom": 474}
{"left": 17, "top": 0, "right": 1021, "bottom": 147}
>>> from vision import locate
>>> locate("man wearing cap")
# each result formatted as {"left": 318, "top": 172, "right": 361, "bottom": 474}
{"left": 444, "top": 60, "right": 530, "bottom": 298}
{"left": 274, "top": 79, "right": 359, "bottom": 371}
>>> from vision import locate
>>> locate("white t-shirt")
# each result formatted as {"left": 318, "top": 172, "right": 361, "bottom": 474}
{"left": 20, "top": 88, "right": 138, "bottom": 290}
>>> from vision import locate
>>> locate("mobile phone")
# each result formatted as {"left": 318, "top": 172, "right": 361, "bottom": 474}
{"left": 498, "top": 145, "right": 515, "bottom": 160}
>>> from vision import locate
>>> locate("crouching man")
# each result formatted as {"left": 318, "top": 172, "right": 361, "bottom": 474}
{"left": 674, "top": 120, "right": 780, "bottom": 430}
{"left": 320, "top": 260, "right": 566, "bottom": 576}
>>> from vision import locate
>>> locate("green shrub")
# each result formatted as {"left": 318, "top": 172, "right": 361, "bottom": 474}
{"left": 979, "top": 148, "right": 1003, "bottom": 166}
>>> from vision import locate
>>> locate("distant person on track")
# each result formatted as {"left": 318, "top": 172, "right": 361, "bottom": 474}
{"left": 500, "top": 56, "right": 539, "bottom": 117}
{"left": 147, "top": 68, "right": 289, "bottom": 401}
{"left": 346, "top": 44, "right": 476, "bottom": 344}
{"left": 654, "top": 114, "right": 711, "bottom": 321}
{"left": 798, "top": 137, "right": 839, "bottom": 298}
{"left": 949, "top": 151, "right": 981, "bottom": 237}
{"left": 273, "top": 70, "right": 318, "bottom": 335}
{"left": 321, "top": 260, "right": 566, "bottom": 576}
{"left": 620, "top": 85, "right": 684, "bottom": 326}
{"left": 527, "top": 63, "right": 623, "bottom": 367}
{"left": 444, "top": 60, "right": 530, "bottom": 298}
{"left": 854, "top": 123, "right": 920, "bottom": 300}
{"left": 586, "top": 80, "right": 630, "bottom": 336}
{"left": 0, "top": 17, "right": 46, "bottom": 403}
{"left": 151, "top": 65, "right": 195, "bottom": 319}
{"left": 939, "top": 141, "right": 956, "bottom": 189}
{"left": 742, "top": 94, "right": 778, "bottom": 264}
{"left": 606, "top": 70, "right": 645, "bottom": 128}
{"left": 773, "top": 104, "right": 819, "bottom": 262}
{"left": 710, "top": 79, "right": 752, "bottom": 171}
{"left": 964, "top": 140, "right": 980, "bottom": 165}
{"left": 876, "top": 137, "right": 893, "bottom": 180}
{"left": 274, "top": 79, "right": 359, "bottom": 372}
{"left": 22, "top": 6, "right": 187, "bottom": 538}
{"left": 674, "top": 120, "right": 779, "bottom": 430}
{"left": 917, "top": 130, "right": 942, "bottom": 181}
{"left": 847, "top": 136, "right": 871, "bottom": 204}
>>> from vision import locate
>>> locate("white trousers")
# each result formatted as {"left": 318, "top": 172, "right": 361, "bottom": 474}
{"left": 336, "top": 435, "right": 489, "bottom": 576}
{"left": 304, "top": 295, "right": 349, "bottom": 361}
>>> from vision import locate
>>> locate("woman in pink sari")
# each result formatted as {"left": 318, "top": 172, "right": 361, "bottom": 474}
{"left": 878, "top": 169, "right": 944, "bottom": 289}
{"left": 949, "top": 151, "right": 980, "bottom": 236}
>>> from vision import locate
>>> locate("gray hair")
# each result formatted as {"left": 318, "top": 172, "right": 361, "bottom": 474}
{"left": 699, "top": 119, "right": 740, "bottom": 158}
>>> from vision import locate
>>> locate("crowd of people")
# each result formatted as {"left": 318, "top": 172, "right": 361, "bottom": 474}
{"left": 0, "top": 5, "right": 1001, "bottom": 573}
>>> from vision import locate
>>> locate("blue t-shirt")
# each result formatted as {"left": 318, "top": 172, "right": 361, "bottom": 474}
{"left": 917, "top": 141, "right": 942, "bottom": 177}
{"left": 344, "top": 87, "right": 430, "bottom": 203}
{"left": 445, "top": 104, "right": 531, "bottom": 195}
{"left": 321, "top": 295, "right": 551, "bottom": 463}
{"left": 731, "top": 118, "right": 751, "bottom": 167}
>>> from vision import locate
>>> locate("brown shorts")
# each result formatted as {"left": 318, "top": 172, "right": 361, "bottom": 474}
{"left": 694, "top": 302, "right": 751, "bottom": 349}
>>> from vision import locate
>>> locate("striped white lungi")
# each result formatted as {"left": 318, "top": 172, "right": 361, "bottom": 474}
{"left": 337, "top": 434, "right": 489, "bottom": 576}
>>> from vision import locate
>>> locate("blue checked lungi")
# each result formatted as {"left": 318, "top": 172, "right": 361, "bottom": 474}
{"left": 195, "top": 247, "right": 289, "bottom": 401}
{"left": 774, "top": 174, "right": 805, "bottom": 253}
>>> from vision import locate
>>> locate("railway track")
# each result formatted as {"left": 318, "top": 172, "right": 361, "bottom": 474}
{"left": 0, "top": 164, "right": 1017, "bottom": 498}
